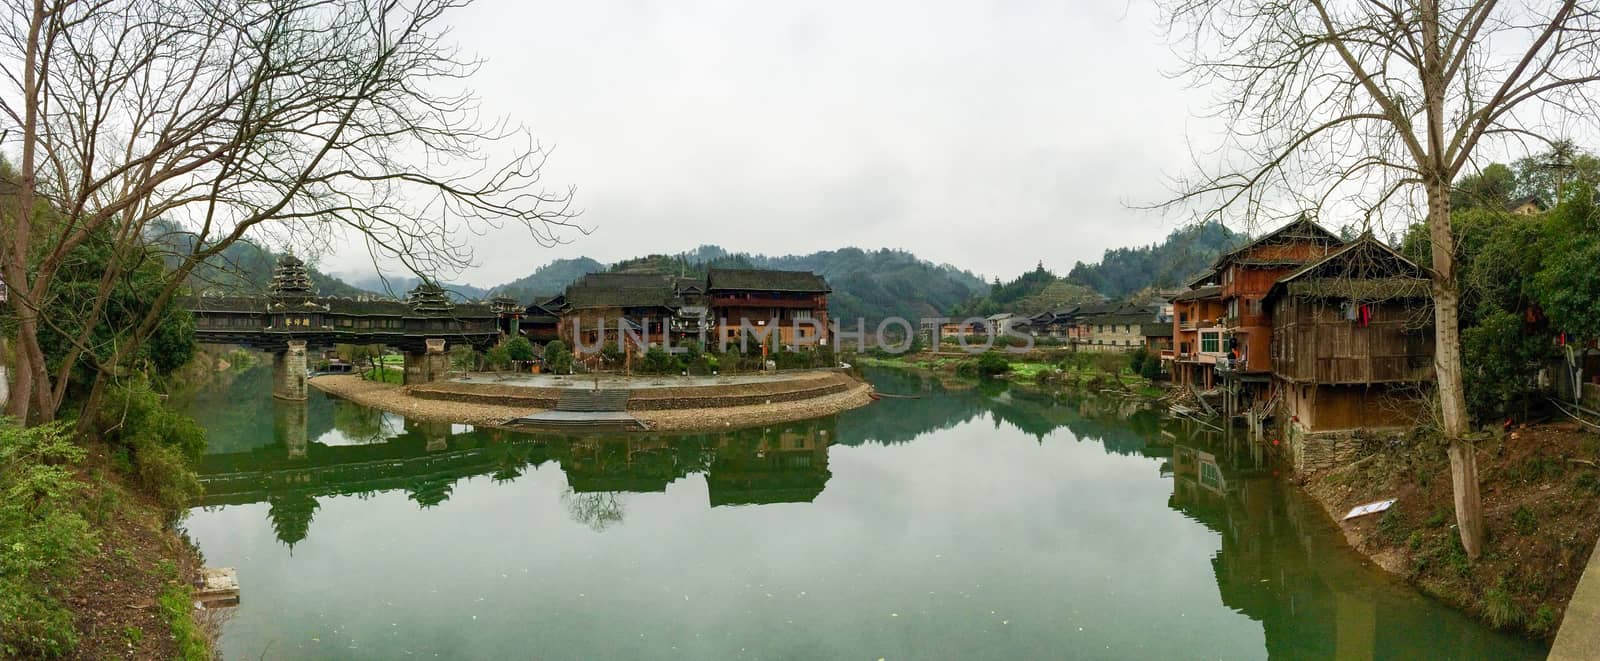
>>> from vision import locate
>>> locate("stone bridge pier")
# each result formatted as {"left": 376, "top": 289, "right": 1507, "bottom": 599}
{"left": 272, "top": 340, "right": 309, "bottom": 401}
{"left": 404, "top": 338, "right": 449, "bottom": 385}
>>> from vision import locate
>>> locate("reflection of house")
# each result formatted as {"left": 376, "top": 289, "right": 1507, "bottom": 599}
{"left": 706, "top": 422, "right": 833, "bottom": 506}
{"left": 1265, "top": 236, "right": 1435, "bottom": 468}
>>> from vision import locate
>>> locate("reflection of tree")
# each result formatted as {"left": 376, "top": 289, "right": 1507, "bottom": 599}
{"left": 332, "top": 400, "right": 392, "bottom": 444}
{"left": 407, "top": 478, "right": 454, "bottom": 508}
{"left": 561, "top": 490, "right": 625, "bottom": 532}
{"left": 268, "top": 493, "right": 320, "bottom": 549}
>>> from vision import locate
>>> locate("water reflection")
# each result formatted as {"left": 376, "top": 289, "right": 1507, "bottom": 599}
{"left": 198, "top": 405, "right": 838, "bottom": 546}
{"left": 186, "top": 366, "right": 1544, "bottom": 660}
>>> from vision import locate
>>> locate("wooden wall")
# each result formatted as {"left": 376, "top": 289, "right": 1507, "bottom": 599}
{"left": 1269, "top": 296, "right": 1434, "bottom": 384}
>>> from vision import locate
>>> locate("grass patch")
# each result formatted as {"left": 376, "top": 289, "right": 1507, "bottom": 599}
{"left": 1482, "top": 581, "right": 1523, "bottom": 629}
{"left": 363, "top": 365, "right": 404, "bottom": 384}
{"left": 158, "top": 584, "right": 211, "bottom": 661}
{"left": 1512, "top": 505, "right": 1538, "bottom": 536}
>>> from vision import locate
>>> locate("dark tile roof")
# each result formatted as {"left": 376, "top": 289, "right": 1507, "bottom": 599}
{"left": 1215, "top": 215, "right": 1343, "bottom": 267}
{"left": 1143, "top": 325, "right": 1175, "bottom": 337}
{"left": 1172, "top": 285, "right": 1222, "bottom": 302}
{"left": 565, "top": 286, "right": 678, "bottom": 310}
{"left": 706, "top": 268, "right": 830, "bottom": 293}
{"left": 1266, "top": 234, "right": 1430, "bottom": 302}
{"left": 1506, "top": 195, "right": 1548, "bottom": 211}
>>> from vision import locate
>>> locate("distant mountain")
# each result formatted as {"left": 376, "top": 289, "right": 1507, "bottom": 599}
{"left": 146, "top": 220, "right": 370, "bottom": 298}
{"left": 951, "top": 223, "right": 1240, "bottom": 316}
{"left": 462, "top": 245, "right": 987, "bottom": 322}
{"left": 486, "top": 257, "right": 606, "bottom": 303}
{"left": 334, "top": 273, "right": 493, "bottom": 302}
{"left": 679, "top": 245, "right": 989, "bottom": 322}
{"left": 1065, "top": 223, "right": 1239, "bottom": 299}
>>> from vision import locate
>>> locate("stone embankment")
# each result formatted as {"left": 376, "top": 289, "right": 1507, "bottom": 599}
{"left": 307, "top": 370, "right": 873, "bottom": 432}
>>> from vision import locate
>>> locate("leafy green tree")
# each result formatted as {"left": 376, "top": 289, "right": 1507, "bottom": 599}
{"left": 504, "top": 336, "right": 536, "bottom": 362}
{"left": 1451, "top": 163, "right": 1516, "bottom": 210}
{"left": 543, "top": 340, "right": 573, "bottom": 374}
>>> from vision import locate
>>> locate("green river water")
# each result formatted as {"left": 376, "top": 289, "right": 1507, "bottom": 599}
{"left": 181, "top": 367, "right": 1547, "bottom": 660}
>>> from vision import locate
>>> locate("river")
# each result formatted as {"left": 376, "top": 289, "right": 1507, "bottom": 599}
{"left": 180, "top": 366, "right": 1546, "bottom": 660}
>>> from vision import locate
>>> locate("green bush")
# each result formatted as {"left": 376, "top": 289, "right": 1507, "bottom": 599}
{"left": 504, "top": 336, "right": 536, "bottom": 362}
{"left": 637, "top": 347, "right": 684, "bottom": 375}
{"left": 0, "top": 421, "right": 97, "bottom": 658}
{"left": 98, "top": 379, "right": 206, "bottom": 513}
{"left": 976, "top": 352, "right": 1011, "bottom": 377}
{"left": 544, "top": 340, "right": 573, "bottom": 374}
{"left": 484, "top": 344, "right": 511, "bottom": 370}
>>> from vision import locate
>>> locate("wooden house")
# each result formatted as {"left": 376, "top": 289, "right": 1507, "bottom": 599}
{"left": 1215, "top": 215, "right": 1344, "bottom": 377}
{"left": 1264, "top": 234, "right": 1435, "bottom": 438}
{"left": 1169, "top": 277, "right": 1226, "bottom": 389}
{"left": 706, "top": 268, "right": 831, "bottom": 347}
{"left": 558, "top": 272, "right": 679, "bottom": 353}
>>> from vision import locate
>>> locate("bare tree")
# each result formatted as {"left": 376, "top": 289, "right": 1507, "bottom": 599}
{"left": 0, "top": 0, "right": 578, "bottom": 425}
{"left": 1157, "top": 0, "right": 1600, "bottom": 559}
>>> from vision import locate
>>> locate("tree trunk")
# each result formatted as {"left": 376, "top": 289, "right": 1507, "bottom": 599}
{"left": 1426, "top": 180, "right": 1483, "bottom": 560}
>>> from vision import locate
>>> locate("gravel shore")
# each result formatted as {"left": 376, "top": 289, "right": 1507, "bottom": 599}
{"left": 308, "top": 373, "right": 874, "bottom": 431}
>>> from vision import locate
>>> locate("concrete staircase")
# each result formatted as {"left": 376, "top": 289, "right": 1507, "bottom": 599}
{"left": 507, "top": 388, "right": 643, "bottom": 433}
{"left": 555, "top": 388, "right": 631, "bottom": 412}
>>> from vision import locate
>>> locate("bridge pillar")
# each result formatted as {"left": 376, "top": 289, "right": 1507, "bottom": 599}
{"left": 272, "top": 340, "right": 309, "bottom": 401}
{"left": 403, "top": 338, "right": 449, "bottom": 385}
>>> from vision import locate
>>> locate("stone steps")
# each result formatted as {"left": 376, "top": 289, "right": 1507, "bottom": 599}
{"left": 556, "top": 388, "right": 632, "bottom": 412}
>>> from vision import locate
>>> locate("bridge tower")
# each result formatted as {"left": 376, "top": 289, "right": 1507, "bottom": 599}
{"left": 403, "top": 283, "right": 453, "bottom": 385}
{"left": 270, "top": 256, "right": 315, "bottom": 400}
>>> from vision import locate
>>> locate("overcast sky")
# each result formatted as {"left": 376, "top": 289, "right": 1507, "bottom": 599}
{"left": 325, "top": 0, "right": 1210, "bottom": 287}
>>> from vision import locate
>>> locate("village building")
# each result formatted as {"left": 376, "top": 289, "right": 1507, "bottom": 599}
{"left": 1214, "top": 216, "right": 1344, "bottom": 379}
{"left": 1507, "top": 195, "right": 1548, "bottom": 215}
{"left": 1142, "top": 323, "right": 1174, "bottom": 356}
{"left": 540, "top": 268, "right": 831, "bottom": 354}
{"left": 1263, "top": 234, "right": 1436, "bottom": 470}
{"left": 1169, "top": 276, "right": 1226, "bottom": 389}
{"left": 706, "top": 268, "right": 831, "bottom": 347}
{"left": 1073, "top": 303, "right": 1163, "bottom": 352}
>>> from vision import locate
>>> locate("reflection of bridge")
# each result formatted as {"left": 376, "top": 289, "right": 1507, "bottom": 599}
{"left": 184, "top": 256, "right": 507, "bottom": 400}
{"left": 198, "top": 408, "right": 834, "bottom": 547}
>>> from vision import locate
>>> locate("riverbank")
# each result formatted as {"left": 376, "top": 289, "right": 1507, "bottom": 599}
{"left": 308, "top": 372, "right": 874, "bottom": 432}
{"left": 0, "top": 426, "right": 213, "bottom": 661}
{"left": 1297, "top": 421, "right": 1600, "bottom": 641}
{"left": 857, "top": 350, "right": 1164, "bottom": 398}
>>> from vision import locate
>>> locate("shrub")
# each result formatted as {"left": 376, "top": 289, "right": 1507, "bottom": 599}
{"left": 0, "top": 421, "right": 97, "bottom": 658}
{"left": 484, "top": 344, "right": 511, "bottom": 370}
{"left": 637, "top": 347, "right": 684, "bottom": 375}
{"left": 98, "top": 379, "right": 206, "bottom": 513}
{"left": 1482, "top": 581, "right": 1523, "bottom": 629}
{"left": 1530, "top": 604, "right": 1560, "bottom": 634}
{"left": 544, "top": 340, "right": 573, "bottom": 374}
{"left": 1512, "top": 505, "right": 1538, "bottom": 535}
{"left": 976, "top": 352, "right": 1011, "bottom": 377}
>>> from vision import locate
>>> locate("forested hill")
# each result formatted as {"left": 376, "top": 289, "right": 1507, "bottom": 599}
{"left": 587, "top": 246, "right": 989, "bottom": 322}
{"left": 146, "top": 220, "right": 369, "bottom": 298}
{"left": 1065, "top": 223, "right": 1239, "bottom": 299}
{"left": 951, "top": 223, "right": 1240, "bottom": 316}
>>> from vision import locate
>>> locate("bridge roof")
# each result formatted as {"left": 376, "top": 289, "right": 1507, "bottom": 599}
{"left": 186, "top": 295, "right": 496, "bottom": 317}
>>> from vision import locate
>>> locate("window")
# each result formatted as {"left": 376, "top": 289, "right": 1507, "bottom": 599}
{"left": 794, "top": 309, "right": 812, "bottom": 320}
{"left": 1200, "top": 331, "right": 1220, "bottom": 353}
